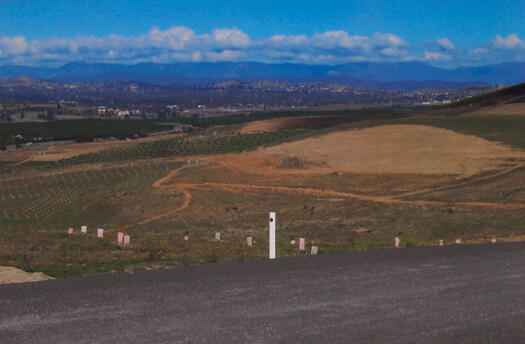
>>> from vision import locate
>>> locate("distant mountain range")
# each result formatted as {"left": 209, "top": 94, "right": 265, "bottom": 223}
{"left": 0, "top": 61, "right": 523, "bottom": 90}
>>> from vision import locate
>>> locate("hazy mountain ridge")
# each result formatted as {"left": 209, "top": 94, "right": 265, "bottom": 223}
{"left": 0, "top": 61, "right": 521, "bottom": 90}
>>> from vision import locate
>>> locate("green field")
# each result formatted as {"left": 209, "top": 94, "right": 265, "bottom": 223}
{"left": 0, "top": 119, "right": 171, "bottom": 149}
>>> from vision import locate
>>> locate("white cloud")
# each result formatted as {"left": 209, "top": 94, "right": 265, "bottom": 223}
{"left": 311, "top": 31, "right": 369, "bottom": 50}
{"left": 0, "top": 36, "right": 29, "bottom": 56}
{"left": 423, "top": 51, "right": 451, "bottom": 61}
{"left": 372, "top": 33, "right": 408, "bottom": 48}
{"left": 262, "top": 34, "right": 308, "bottom": 49}
{"left": 145, "top": 26, "right": 196, "bottom": 50}
{"left": 436, "top": 38, "right": 455, "bottom": 51}
{"left": 494, "top": 34, "right": 524, "bottom": 49}
{"left": 208, "top": 28, "right": 251, "bottom": 48}
{"left": 204, "top": 49, "right": 245, "bottom": 61}
{"left": 1, "top": 28, "right": 524, "bottom": 66}
{"left": 0, "top": 27, "right": 419, "bottom": 66}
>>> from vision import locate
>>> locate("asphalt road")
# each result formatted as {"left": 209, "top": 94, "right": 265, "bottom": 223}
{"left": 1, "top": 242, "right": 525, "bottom": 343}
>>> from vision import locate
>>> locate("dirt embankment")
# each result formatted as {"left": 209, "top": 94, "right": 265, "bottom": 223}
{"left": 0, "top": 266, "right": 53, "bottom": 284}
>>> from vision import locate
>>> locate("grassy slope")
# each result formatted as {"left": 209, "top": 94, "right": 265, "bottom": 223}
{"left": 402, "top": 115, "right": 525, "bottom": 150}
{"left": 4, "top": 111, "right": 525, "bottom": 278}
{"left": 319, "top": 114, "right": 525, "bottom": 151}
{"left": 446, "top": 82, "right": 525, "bottom": 108}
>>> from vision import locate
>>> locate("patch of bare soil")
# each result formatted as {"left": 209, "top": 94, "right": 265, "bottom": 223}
{"left": 239, "top": 115, "right": 396, "bottom": 133}
{"left": 263, "top": 124, "right": 525, "bottom": 176}
{"left": 0, "top": 266, "right": 53, "bottom": 284}
{"left": 239, "top": 117, "right": 308, "bottom": 133}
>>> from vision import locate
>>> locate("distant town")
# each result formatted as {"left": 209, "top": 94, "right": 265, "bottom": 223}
{"left": 0, "top": 76, "right": 503, "bottom": 122}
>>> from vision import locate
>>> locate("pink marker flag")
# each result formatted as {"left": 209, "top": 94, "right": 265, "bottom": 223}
{"left": 299, "top": 238, "right": 306, "bottom": 251}
{"left": 81, "top": 225, "right": 87, "bottom": 234}
{"left": 184, "top": 235, "right": 189, "bottom": 241}
{"left": 68, "top": 228, "right": 73, "bottom": 235}
{"left": 394, "top": 237, "right": 400, "bottom": 248}
{"left": 123, "top": 235, "right": 130, "bottom": 246}
{"left": 439, "top": 239, "right": 444, "bottom": 247}
{"left": 117, "top": 232, "right": 124, "bottom": 244}
{"left": 491, "top": 238, "right": 497, "bottom": 243}
{"left": 97, "top": 228, "right": 104, "bottom": 238}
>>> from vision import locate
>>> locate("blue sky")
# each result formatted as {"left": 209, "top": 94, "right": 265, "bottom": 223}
{"left": 0, "top": 0, "right": 524, "bottom": 66}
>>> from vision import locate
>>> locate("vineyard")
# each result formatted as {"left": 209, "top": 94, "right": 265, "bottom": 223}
{"left": 0, "top": 119, "right": 171, "bottom": 149}
{"left": 0, "top": 160, "right": 180, "bottom": 231}
{"left": 57, "top": 129, "right": 312, "bottom": 165}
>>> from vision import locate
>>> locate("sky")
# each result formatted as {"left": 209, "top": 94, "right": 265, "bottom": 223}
{"left": 0, "top": 0, "right": 524, "bottom": 67}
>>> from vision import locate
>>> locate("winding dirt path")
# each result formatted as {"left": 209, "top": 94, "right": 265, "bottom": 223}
{"left": 131, "top": 165, "right": 192, "bottom": 226}
{"left": 131, "top": 159, "right": 525, "bottom": 227}
{"left": 393, "top": 163, "right": 525, "bottom": 199}
{"left": 7, "top": 157, "right": 32, "bottom": 167}
{"left": 134, "top": 188, "right": 192, "bottom": 226}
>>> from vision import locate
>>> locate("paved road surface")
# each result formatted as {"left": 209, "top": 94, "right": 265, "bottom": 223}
{"left": 1, "top": 242, "right": 525, "bottom": 343}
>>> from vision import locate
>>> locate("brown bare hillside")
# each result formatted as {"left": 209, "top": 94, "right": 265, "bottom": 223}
{"left": 263, "top": 124, "right": 525, "bottom": 175}
{"left": 239, "top": 114, "right": 403, "bottom": 133}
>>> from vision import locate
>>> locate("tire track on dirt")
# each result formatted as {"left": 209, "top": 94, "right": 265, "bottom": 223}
{"left": 392, "top": 163, "right": 525, "bottom": 199}
{"left": 175, "top": 182, "right": 525, "bottom": 210}
{"left": 131, "top": 165, "right": 192, "bottom": 226}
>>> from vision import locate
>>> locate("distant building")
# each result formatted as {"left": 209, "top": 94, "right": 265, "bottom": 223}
{"left": 116, "top": 110, "right": 130, "bottom": 117}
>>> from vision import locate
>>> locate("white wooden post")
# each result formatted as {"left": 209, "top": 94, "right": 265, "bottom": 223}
{"left": 269, "top": 212, "right": 276, "bottom": 259}
{"left": 81, "top": 225, "right": 87, "bottom": 234}
{"left": 394, "top": 237, "right": 400, "bottom": 248}
{"left": 247, "top": 236, "right": 253, "bottom": 247}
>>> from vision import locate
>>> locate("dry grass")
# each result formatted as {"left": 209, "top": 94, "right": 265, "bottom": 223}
{"left": 263, "top": 124, "right": 525, "bottom": 176}
{"left": 4, "top": 118, "right": 525, "bottom": 278}
{"left": 239, "top": 117, "right": 306, "bottom": 133}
